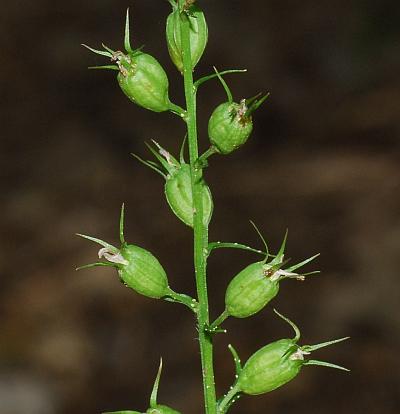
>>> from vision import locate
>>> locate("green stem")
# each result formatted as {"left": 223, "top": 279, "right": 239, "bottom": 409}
{"left": 178, "top": 4, "right": 217, "bottom": 414}
{"left": 209, "top": 309, "right": 229, "bottom": 331}
{"left": 218, "top": 383, "right": 241, "bottom": 414}
{"left": 168, "top": 101, "right": 187, "bottom": 118}
{"left": 197, "top": 145, "right": 219, "bottom": 167}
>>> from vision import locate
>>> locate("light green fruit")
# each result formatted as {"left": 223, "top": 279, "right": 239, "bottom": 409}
{"left": 225, "top": 261, "right": 279, "bottom": 318}
{"left": 83, "top": 11, "right": 171, "bottom": 113}
{"left": 208, "top": 102, "right": 253, "bottom": 154}
{"left": 119, "top": 244, "right": 169, "bottom": 299}
{"left": 238, "top": 338, "right": 301, "bottom": 395}
{"left": 136, "top": 141, "right": 213, "bottom": 228}
{"left": 77, "top": 205, "right": 171, "bottom": 300}
{"left": 165, "top": 164, "right": 213, "bottom": 227}
{"left": 117, "top": 52, "right": 171, "bottom": 112}
{"left": 166, "top": 2, "right": 208, "bottom": 73}
{"left": 238, "top": 310, "right": 349, "bottom": 395}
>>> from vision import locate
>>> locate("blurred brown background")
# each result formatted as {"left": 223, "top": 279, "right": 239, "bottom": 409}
{"left": 1, "top": 0, "right": 399, "bottom": 413}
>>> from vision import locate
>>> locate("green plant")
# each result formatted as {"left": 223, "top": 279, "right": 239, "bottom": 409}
{"left": 79, "top": 1, "right": 349, "bottom": 413}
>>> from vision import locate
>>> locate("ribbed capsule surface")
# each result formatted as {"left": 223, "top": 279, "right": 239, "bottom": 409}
{"left": 238, "top": 339, "right": 302, "bottom": 395}
{"left": 164, "top": 164, "right": 213, "bottom": 227}
{"left": 119, "top": 244, "right": 169, "bottom": 299}
{"left": 166, "top": 5, "right": 208, "bottom": 73}
{"left": 208, "top": 102, "right": 253, "bottom": 154}
{"left": 117, "top": 53, "right": 170, "bottom": 112}
{"left": 225, "top": 261, "right": 280, "bottom": 318}
{"left": 147, "top": 405, "right": 181, "bottom": 414}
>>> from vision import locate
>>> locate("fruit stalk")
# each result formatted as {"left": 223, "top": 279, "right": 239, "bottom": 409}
{"left": 178, "top": 2, "right": 217, "bottom": 413}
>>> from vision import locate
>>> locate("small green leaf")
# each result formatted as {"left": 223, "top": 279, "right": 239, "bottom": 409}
{"left": 179, "top": 134, "right": 187, "bottom": 164}
{"left": 82, "top": 44, "right": 113, "bottom": 58}
{"left": 119, "top": 203, "right": 125, "bottom": 245}
{"left": 88, "top": 65, "right": 119, "bottom": 71}
{"left": 76, "top": 262, "right": 116, "bottom": 271}
{"left": 303, "top": 336, "right": 350, "bottom": 352}
{"left": 270, "top": 230, "right": 288, "bottom": 266}
{"left": 303, "top": 359, "right": 350, "bottom": 371}
{"left": 131, "top": 153, "right": 166, "bottom": 178}
{"left": 245, "top": 92, "right": 270, "bottom": 117}
{"left": 102, "top": 43, "right": 115, "bottom": 55}
{"left": 124, "top": 9, "right": 133, "bottom": 53}
{"left": 273, "top": 309, "right": 301, "bottom": 342}
{"left": 213, "top": 66, "right": 233, "bottom": 103}
{"left": 150, "top": 359, "right": 163, "bottom": 408}
{"left": 76, "top": 233, "right": 117, "bottom": 251}
{"left": 249, "top": 220, "right": 269, "bottom": 262}
{"left": 285, "top": 253, "right": 320, "bottom": 273}
{"left": 207, "top": 241, "right": 266, "bottom": 256}
{"left": 228, "top": 344, "right": 242, "bottom": 375}
{"left": 194, "top": 69, "right": 247, "bottom": 90}
{"left": 144, "top": 141, "right": 175, "bottom": 173}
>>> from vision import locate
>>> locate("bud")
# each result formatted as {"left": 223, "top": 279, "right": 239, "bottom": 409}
{"left": 77, "top": 205, "right": 171, "bottom": 299}
{"left": 225, "top": 228, "right": 319, "bottom": 318}
{"left": 166, "top": 0, "right": 208, "bottom": 73}
{"left": 208, "top": 68, "right": 268, "bottom": 154}
{"left": 237, "top": 310, "right": 349, "bottom": 395}
{"left": 83, "top": 10, "right": 171, "bottom": 112}
{"left": 132, "top": 140, "right": 213, "bottom": 228}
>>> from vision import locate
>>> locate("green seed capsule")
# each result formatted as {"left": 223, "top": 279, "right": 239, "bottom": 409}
{"left": 116, "top": 51, "right": 171, "bottom": 112}
{"left": 238, "top": 310, "right": 350, "bottom": 395}
{"left": 225, "top": 261, "right": 279, "bottom": 318}
{"left": 77, "top": 205, "right": 171, "bottom": 299}
{"left": 133, "top": 140, "right": 213, "bottom": 227}
{"left": 166, "top": 1, "right": 208, "bottom": 73}
{"left": 239, "top": 338, "right": 301, "bottom": 394}
{"left": 83, "top": 10, "right": 172, "bottom": 113}
{"left": 224, "top": 231, "right": 320, "bottom": 318}
{"left": 165, "top": 163, "right": 213, "bottom": 227}
{"left": 208, "top": 101, "right": 253, "bottom": 154}
{"left": 207, "top": 69, "right": 269, "bottom": 154}
{"left": 119, "top": 244, "right": 169, "bottom": 299}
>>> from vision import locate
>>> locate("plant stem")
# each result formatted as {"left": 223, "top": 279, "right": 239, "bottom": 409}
{"left": 197, "top": 146, "right": 219, "bottom": 167}
{"left": 209, "top": 309, "right": 229, "bottom": 331}
{"left": 217, "top": 383, "right": 241, "bottom": 414}
{"left": 178, "top": 4, "right": 217, "bottom": 414}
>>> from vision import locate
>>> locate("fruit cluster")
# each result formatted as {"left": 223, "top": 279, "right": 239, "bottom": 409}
{"left": 80, "top": 2, "right": 348, "bottom": 413}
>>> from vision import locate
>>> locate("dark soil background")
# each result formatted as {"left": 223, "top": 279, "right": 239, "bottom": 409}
{"left": 1, "top": 1, "right": 399, "bottom": 413}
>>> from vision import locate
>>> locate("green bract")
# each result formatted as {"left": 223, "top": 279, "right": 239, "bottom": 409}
{"left": 103, "top": 360, "right": 181, "bottom": 414}
{"left": 225, "top": 230, "right": 319, "bottom": 318}
{"left": 207, "top": 69, "right": 269, "bottom": 154}
{"left": 237, "top": 310, "right": 349, "bottom": 395}
{"left": 166, "top": 1, "right": 208, "bottom": 73}
{"left": 132, "top": 140, "right": 213, "bottom": 228}
{"left": 83, "top": 11, "right": 171, "bottom": 112}
{"left": 77, "top": 205, "right": 171, "bottom": 299}
{"left": 146, "top": 360, "right": 181, "bottom": 414}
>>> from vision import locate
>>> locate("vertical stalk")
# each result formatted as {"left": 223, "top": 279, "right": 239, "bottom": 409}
{"left": 178, "top": 2, "right": 217, "bottom": 413}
